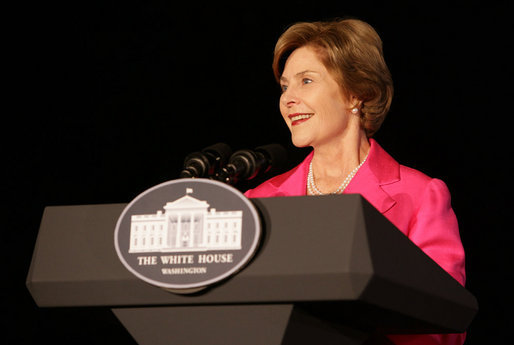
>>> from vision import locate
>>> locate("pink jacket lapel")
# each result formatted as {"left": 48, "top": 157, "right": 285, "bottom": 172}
{"left": 262, "top": 151, "right": 313, "bottom": 196}
{"left": 344, "top": 139, "right": 399, "bottom": 214}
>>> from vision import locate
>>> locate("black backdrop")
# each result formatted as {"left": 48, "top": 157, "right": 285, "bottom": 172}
{"left": 4, "top": 1, "right": 512, "bottom": 344}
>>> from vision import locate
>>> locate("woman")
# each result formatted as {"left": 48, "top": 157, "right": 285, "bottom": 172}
{"left": 244, "top": 19, "right": 466, "bottom": 345}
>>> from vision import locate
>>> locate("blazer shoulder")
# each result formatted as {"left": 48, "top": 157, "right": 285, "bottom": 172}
{"left": 399, "top": 164, "right": 432, "bottom": 184}
{"left": 393, "top": 164, "right": 451, "bottom": 199}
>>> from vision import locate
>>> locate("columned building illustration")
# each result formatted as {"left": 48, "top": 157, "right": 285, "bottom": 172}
{"left": 129, "top": 190, "right": 243, "bottom": 253}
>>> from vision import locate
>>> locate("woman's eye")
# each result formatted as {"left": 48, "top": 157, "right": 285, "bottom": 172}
{"left": 280, "top": 84, "right": 288, "bottom": 92}
{"left": 302, "top": 78, "right": 313, "bottom": 85}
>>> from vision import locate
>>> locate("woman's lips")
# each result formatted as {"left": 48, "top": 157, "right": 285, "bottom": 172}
{"left": 289, "top": 113, "right": 314, "bottom": 126}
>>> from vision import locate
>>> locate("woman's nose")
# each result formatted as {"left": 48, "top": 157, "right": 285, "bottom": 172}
{"left": 281, "top": 87, "right": 299, "bottom": 107}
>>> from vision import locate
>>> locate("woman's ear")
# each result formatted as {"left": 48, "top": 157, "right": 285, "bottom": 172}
{"left": 348, "top": 95, "right": 363, "bottom": 113}
{"left": 349, "top": 95, "right": 362, "bottom": 109}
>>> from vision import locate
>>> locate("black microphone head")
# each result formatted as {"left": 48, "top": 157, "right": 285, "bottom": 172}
{"left": 255, "top": 144, "right": 287, "bottom": 175}
{"left": 228, "top": 149, "right": 259, "bottom": 180}
{"left": 215, "top": 144, "right": 287, "bottom": 185}
{"left": 180, "top": 143, "right": 232, "bottom": 178}
{"left": 180, "top": 152, "right": 210, "bottom": 178}
{"left": 202, "top": 142, "right": 232, "bottom": 174}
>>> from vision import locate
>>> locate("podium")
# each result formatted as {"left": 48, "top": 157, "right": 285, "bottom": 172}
{"left": 26, "top": 194, "right": 477, "bottom": 344}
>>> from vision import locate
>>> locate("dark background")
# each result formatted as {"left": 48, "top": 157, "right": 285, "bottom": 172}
{"left": 4, "top": 1, "right": 512, "bottom": 344}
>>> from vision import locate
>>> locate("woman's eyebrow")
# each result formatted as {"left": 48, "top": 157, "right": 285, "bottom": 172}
{"left": 280, "top": 70, "right": 320, "bottom": 82}
{"left": 296, "top": 70, "right": 319, "bottom": 76}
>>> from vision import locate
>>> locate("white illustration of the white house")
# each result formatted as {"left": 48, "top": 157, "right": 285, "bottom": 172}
{"left": 129, "top": 189, "right": 243, "bottom": 253}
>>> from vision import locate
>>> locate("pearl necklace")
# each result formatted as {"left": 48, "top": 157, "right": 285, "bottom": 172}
{"left": 307, "top": 153, "right": 368, "bottom": 195}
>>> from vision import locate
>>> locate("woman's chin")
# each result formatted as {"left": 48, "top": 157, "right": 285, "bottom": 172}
{"left": 290, "top": 135, "right": 312, "bottom": 148}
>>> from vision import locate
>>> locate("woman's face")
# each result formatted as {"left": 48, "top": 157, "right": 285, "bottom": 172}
{"left": 279, "top": 46, "right": 355, "bottom": 149}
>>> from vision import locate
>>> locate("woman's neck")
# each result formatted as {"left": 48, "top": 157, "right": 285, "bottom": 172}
{"left": 310, "top": 128, "right": 370, "bottom": 193}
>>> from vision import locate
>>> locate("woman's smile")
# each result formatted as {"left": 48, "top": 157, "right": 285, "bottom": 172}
{"left": 288, "top": 113, "right": 314, "bottom": 126}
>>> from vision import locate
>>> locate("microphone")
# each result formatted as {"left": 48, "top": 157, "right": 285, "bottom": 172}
{"left": 216, "top": 144, "right": 287, "bottom": 185}
{"left": 179, "top": 143, "right": 232, "bottom": 178}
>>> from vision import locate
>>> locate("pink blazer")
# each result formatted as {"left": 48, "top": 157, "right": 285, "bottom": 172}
{"left": 245, "top": 139, "right": 466, "bottom": 345}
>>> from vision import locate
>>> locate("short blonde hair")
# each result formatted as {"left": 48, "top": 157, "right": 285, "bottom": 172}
{"left": 273, "top": 19, "right": 393, "bottom": 137}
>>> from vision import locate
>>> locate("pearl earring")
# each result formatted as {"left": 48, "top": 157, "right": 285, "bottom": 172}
{"left": 351, "top": 107, "right": 359, "bottom": 114}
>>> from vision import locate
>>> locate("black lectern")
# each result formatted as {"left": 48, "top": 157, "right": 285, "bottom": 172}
{"left": 26, "top": 195, "right": 477, "bottom": 344}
